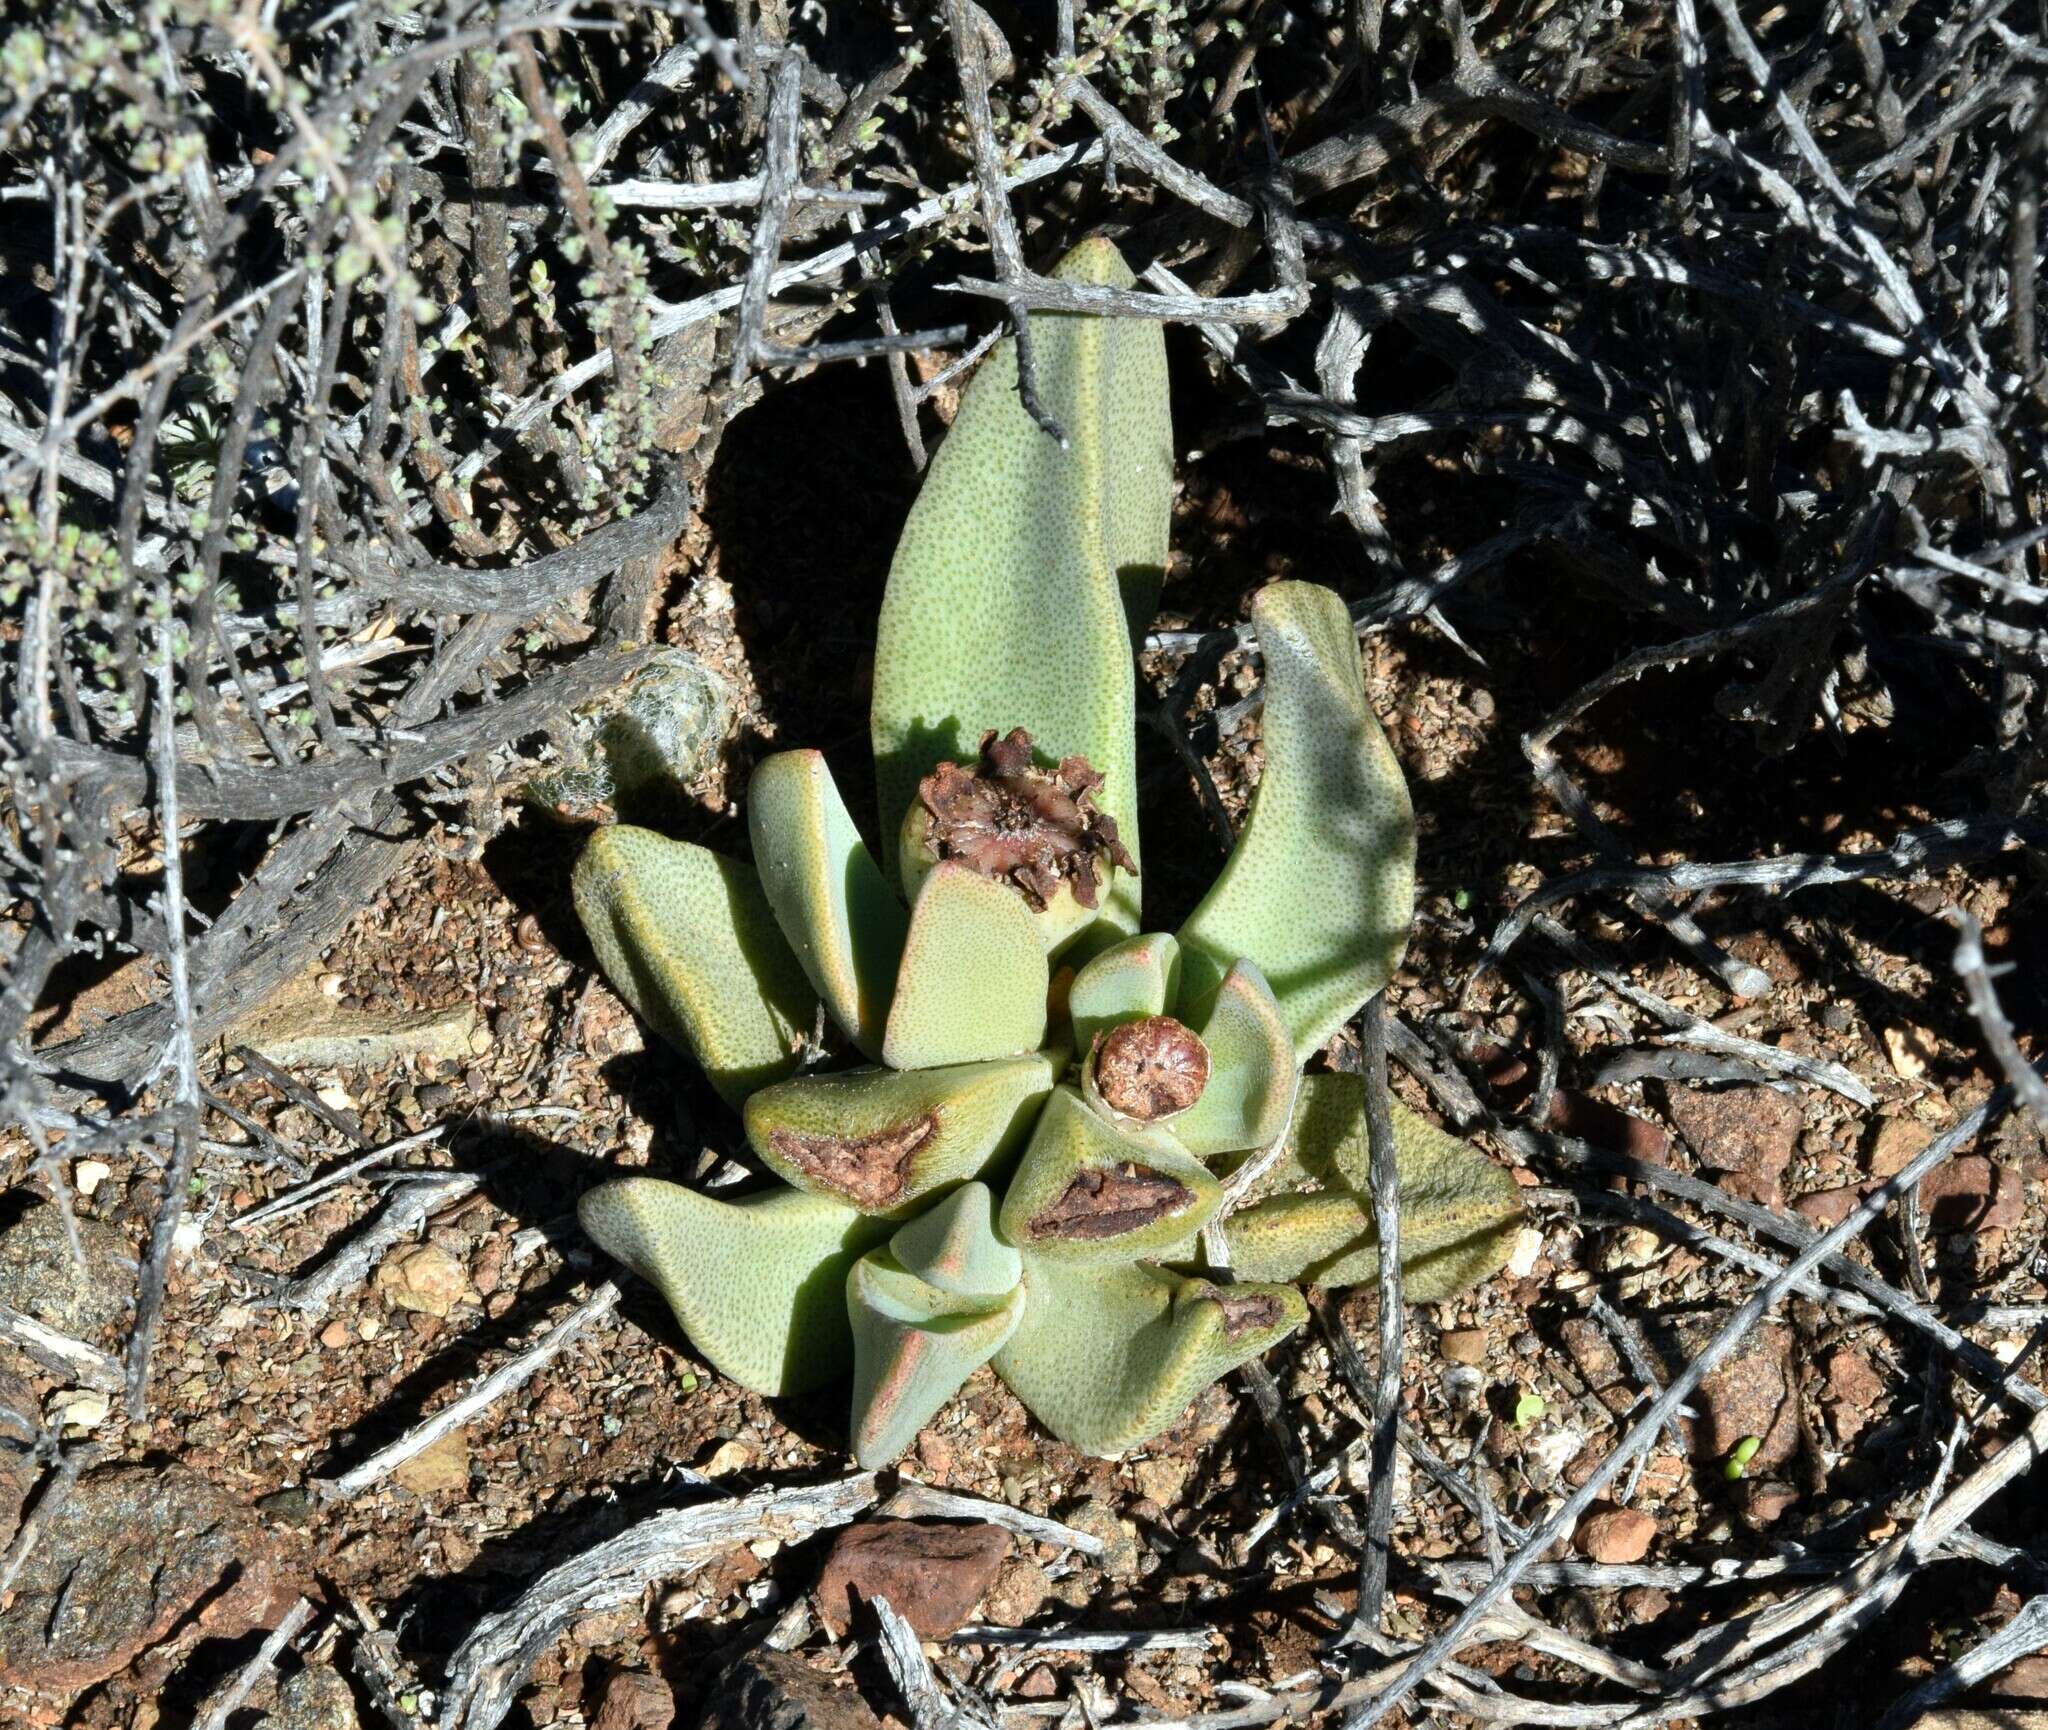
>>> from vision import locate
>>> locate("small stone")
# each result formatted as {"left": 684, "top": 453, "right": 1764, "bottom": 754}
{"left": 1546, "top": 1092, "right": 1672, "bottom": 1166}
{"left": 1690, "top": 1320, "right": 1800, "bottom": 1470}
{"left": 1133, "top": 1457, "right": 1188, "bottom": 1506}
{"left": 982, "top": 1556, "right": 1052, "bottom": 1627}
{"left": 1917, "top": 1156, "right": 2021, "bottom": 1231}
{"left": 392, "top": 1428, "right": 469, "bottom": 1495}
{"left": 1869, "top": 1117, "right": 1932, "bottom": 1178}
{"left": 1068, "top": 1497, "right": 1143, "bottom": 1582}
{"left": 1793, "top": 1183, "right": 1866, "bottom": 1229}
{"left": 1733, "top": 1480, "right": 1800, "bottom": 1530}
{"left": 814, "top": 1519, "right": 1012, "bottom": 1639}
{"left": 46, "top": 1388, "right": 110, "bottom": 1433}
{"left": 1506, "top": 1226, "right": 1544, "bottom": 1279}
{"left": 1439, "top": 1328, "right": 1488, "bottom": 1365}
{"left": 1557, "top": 1318, "right": 1622, "bottom": 1390}
{"left": 0, "top": 1202, "right": 133, "bottom": 1335}
{"left": 374, "top": 1242, "right": 475, "bottom": 1318}
{"left": 319, "top": 1319, "right": 351, "bottom": 1350}
{"left": 698, "top": 1649, "right": 880, "bottom": 1730}
{"left": 1884, "top": 1023, "right": 1936, "bottom": 1083}
{"left": 589, "top": 1669, "right": 674, "bottom": 1730}
{"left": 1665, "top": 1086, "right": 1801, "bottom": 1208}
{"left": 259, "top": 1664, "right": 359, "bottom": 1730}
{"left": 73, "top": 1160, "right": 111, "bottom": 1198}
{"left": 703, "top": 1439, "right": 753, "bottom": 1477}
{"left": 1988, "top": 1654, "right": 2048, "bottom": 1702}
{"left": 1824, "top": 1347, "right": 1887, "bottom": 1443}
{"left": 1015, "top": 1665, "right": 1060, "bottom": 1700}
{"left": 1574, "top": 1504, "right": 1656, "bottom": 1564}
{"left": 1619, "top": 1586, "right": 1671, "bottom": 1623}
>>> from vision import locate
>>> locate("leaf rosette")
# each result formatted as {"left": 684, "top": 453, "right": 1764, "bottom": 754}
{"left": 574, "top": 239, "right": 1521, "bottom": 1462}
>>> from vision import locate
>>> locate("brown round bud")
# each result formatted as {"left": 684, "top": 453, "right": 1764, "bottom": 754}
{"left": 1091, "top": 1016, "right": 1209, "bottom": 1122}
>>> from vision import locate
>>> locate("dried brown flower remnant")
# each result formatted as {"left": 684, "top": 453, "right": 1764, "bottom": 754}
{"left": 766, "top": 1116, "right": 938, "bottom": 1210}
{"left": 1027, "top": 1162, "right": 1194, "bottom": 1240}
{"left": 1203, "top": 1286, "right": 1287, "bottom": 1339}
{"left": 1092, "top": 1017, "right": 1209, "bottom": 1121}
{"left": 918, "top": 728, "right": 1136, "bottom": 912}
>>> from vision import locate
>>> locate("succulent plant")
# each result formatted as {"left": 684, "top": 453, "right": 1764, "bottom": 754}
{"left": 574, "top": 238, "right": 1521, "bottom": 1464}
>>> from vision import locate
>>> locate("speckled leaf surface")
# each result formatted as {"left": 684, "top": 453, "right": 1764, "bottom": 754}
{"left": 1219, "top": 1075, "right": 1521, "bottom": 1298}
{"left": 573, "top": 825, "right": 815, "bottom": 1105}
{"left": 748, "top": 749, "right": 907, "bottom": 1059}
{"left": 1177, "top": 582, "right": 1416, "bottom": 1059}
{"left": 578, "top": 1178, "right": 888, "bottom": 1394}
{"left": 1170, "top": 959, "right": 1298, "bottom": 1160}
{"left": 883, "top": 863, "right": 1048, "bottom": 1069}
{"left": 1068, "top": 931, "right": 1181, "bottom": 1058}
{"left": 745, "top": 1053, "right": 1055, "bottom": 1216}
{"left": 848, "top": 1250, "right": 1025, "bottom": 1468}
{"left": 998, "top": 1085, "right": 1220, "bottom": 1264}
{"left": 890, "top": 1180, "right": 1022, "bottom": 1299}
{"left": 871, "top": 237, "right": 1172, "bottom": 938}
{"left": 994, "top": 1260, "right": 1305, "bottom": 1457}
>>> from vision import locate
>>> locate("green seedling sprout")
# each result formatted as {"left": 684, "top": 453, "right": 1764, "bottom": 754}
{"left": 1724, "top": 1434, "right": 1763, "bottom": 1480}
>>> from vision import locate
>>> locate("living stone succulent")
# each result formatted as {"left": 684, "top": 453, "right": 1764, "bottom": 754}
{"left": 574, "top": 237, "right": 1521, "bottom": 1464}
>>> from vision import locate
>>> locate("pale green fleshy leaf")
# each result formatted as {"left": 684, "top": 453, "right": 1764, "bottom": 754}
{"left": 745, "top": 1053, "right": 1056, "bottom": 1217}
{"left": 890, "top": 1181, "right": 1022, "bottom": 1299}
{"left": 748, "top": 749, "right": 907, "bottom": 1060}
{"left": 1218, "top": 1075, "right": 1522, "bottom": 1299}
{"left": 993, "top": 1259, "right": 1305, "bottom": 1457}
{"left": 579, "top": 1177, "right": 887, "bottom": 1394}
{"left": 1169, "top": 959, "right": 1299, "bottom": 1160}
{"left": 1177, "top": 582, "right": 1416, "bottom": 1060}
{"left": 895, "top": 795, "right": 1117, "bottom": 959}
{"left": 573, "top": 826, "right": 815, "bottom": 1106}
{"left": 848, "top": 1250, "right": 1025, "bottom": 1468}
{"left": 1068, "top": 931, "right": 1181, "bottom": 1058}
{"left": 883, "top": 863, "right": 1048, "bottom": 1069}
{"left": 871, "top": 236, "right": 1172, "bottom": 939}
{"left": 998, "top": 1085, "right": 1220, "bottom": 1264}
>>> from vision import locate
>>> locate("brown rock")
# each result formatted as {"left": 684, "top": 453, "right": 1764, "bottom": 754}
{"left": 1439, "top": 1328, "right": 1488, "bottom": 1365}
{"left": 1869, "top": 1117, "right": 1932, "bottom": 1179}
{"left": 1645, "top": 1316, "right": 1800, "bottom": 1471}
{"left": 1793, "top": 1183, "right": 1866, "bottom": 1229}
{"left": 1068, "top": 1497, "right": 1142, "bottom": 1581}
{"left": 1574, "top": 1504, "right": 1656, "bottom": 1564}
{"left": 1666, "top": 1086, "right": 1801, "bottom": 1208}
{"left": 1015, "top": 1665, "right": 1061, "bottom": 1701}
{"left": 1733, "top": 1480, "right": 1801, "bottom": 1530}
{"left": 1918, "top": 1156, "right": 2021, "bottom": 1231}
{"left": 1546, "top": 1092, "right": 1672, "bottom": 1167}
{"left": 1557, "top": 1317, "right": 1622, "bottom": 1390}
{"left": 0, "top": 1202, "right": 133, "bottom": 1335}
{"left": 1825, "top": 1348, "right": 1887, "bottom": 1443}
{"left": 589, "top": 1670, "right": 675, "bottom": 1730}
{"left": 374, "top": 1242, "right": 475, "bottom": 1317}
{"left": 982, "top": 1556, "right": 1052, "bottom": 1627}
{"left": 0, "top": 1463, "right": 299, "bottom": 1691}
{"left": 1618, "top": 1586, "right": 1671, "bottom": 1624}
{"left": 1989, "top": 1654, "right": 2048, "bottom": 1702}
{"left": 260, "top": 1665, "right": 359, "bottom": 1730}
{"left": 392, "top": 1428, "right": 470, "bottom": 1495}
{"left": 698, "top": 1649, "right": 882, "bottom": 1730}
{"left": 814, "top": 1519, "right": 1011, "bottom": 1639}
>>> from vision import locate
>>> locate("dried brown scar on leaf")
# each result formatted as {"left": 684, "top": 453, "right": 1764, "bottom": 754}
{"left": 1202, "top": 1286, "right": 1287, "bottom": 1339}
{"left": 1092, "top": 1017, "right": 1208, "bottom": 1121}
{"left": 918, "top": 727, "right": 1137, "bottom": 912}
{"left": 766, "top": 1116, "right": 938, "bottom": 1210}
{"left": 1028, "top": 1162, "right": 1193, "bottom": 1240}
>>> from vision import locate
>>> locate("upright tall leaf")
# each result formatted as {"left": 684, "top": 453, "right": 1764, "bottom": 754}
{"left": 871, "top": 237, "right": 1173, "bottom": 937}
{"left": 1178, "top": 582, "right": 1416, "bottom": 1058}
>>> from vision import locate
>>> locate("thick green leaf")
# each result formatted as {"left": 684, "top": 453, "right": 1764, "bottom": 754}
{"left": 993, "top": 1259, "right": 1304, "bottom": 1457}
{"left": 579, "top": 1178, "right": 887, "bottom": 1394}
{"left": 848, "top": 1249, "right": 1025, "bottom": 1468}
{"left": 998, "top": 1085, "right": 1220, "bottom": 1264}
{"left": 745, "top": 1053, "right": 1056, "bottom": 1217}
{"left": 883, "top": 863, "right": 1048, "bottom": 1069}
{"left": 1177, "top": 582, "right": 1416, "bottom": 1059}
{"left": 1219, "top": 1074, "right": 1521, "bottom": 1299}
{"left": 748, "top": 749, "right": 907, "bottom": 1060}
{"left": 871, "top": 237, "right": 1172, "bottom": 938}
{"left": 890, "top": 1181, "right": 1022, "bottom": 1300}
{"left": 1068, "top": 931, "right": 1181, "bottom": 1058}
{"left": 573, "top": 826, "right": 816, "bottom": 1105}
{"left": 1169, "top": 959, "right": 1298, "bottom": 1160}
{"left": 896, "top": 796, "right": 1118, "bottom": 958}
